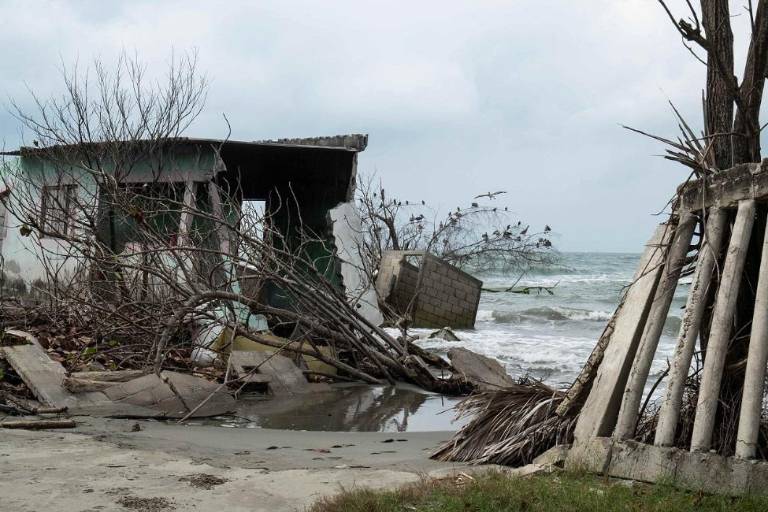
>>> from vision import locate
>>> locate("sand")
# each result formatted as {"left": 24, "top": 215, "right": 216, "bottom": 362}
{"left": 0, "top": 417, "right": 483, "bottom": 511}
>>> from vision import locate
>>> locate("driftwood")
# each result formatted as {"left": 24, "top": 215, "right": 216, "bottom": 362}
{"left": 0, "top": 419, "right": 76, "bottom": 429}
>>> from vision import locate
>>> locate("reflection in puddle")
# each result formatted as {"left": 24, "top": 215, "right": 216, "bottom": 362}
{"left": 204, "top": 383, "right": 468, "bottom": 432}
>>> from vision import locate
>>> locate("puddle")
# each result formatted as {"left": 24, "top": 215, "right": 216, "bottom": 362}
{"left": 201, "top": 383, "right": 469, "bottom": 432}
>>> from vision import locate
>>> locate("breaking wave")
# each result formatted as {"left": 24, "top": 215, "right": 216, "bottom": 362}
{"left": 477, "top": 306, "right": 613, "bottom": 324}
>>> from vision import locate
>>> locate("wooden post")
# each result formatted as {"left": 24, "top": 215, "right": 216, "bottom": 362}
{"left": 735, "top": 211, "right": 768, "bottom": 458}
{"left": 614, "top": 212, "right": 697, "bottom": 440}
{"left": 655, "top": 208, "right": 727, "bottom": 447}
{"left": 691, "top": 200, "right": 756, "bottom": 452}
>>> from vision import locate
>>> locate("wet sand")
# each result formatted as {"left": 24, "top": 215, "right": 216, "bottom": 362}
{"left": 1, "top": 415, "right": 484, "bottom": 511}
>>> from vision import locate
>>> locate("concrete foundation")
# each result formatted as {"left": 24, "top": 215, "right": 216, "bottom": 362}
{"left": 567, "top": 437, "right": 768, "bottom": 495}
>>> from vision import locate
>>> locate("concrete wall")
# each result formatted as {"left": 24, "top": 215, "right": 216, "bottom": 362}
{"left": 329, "top": 201, "right": 383, "bottom": 326}
{"left": 376, "top": 251, "right": 482, "bottom": 329}
{"left": 0, "top": 158, "right": 96, "bottom": 284}
{"left": 0, "top": 147, "right": 217, "bottom": 286}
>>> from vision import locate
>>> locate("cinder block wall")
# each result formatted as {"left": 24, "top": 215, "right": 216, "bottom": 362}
{"left": 375, "top": 250, "right": 482, "bottom": 329}
{"left": 412, "top": 254, "right": 482, "bottom": 329}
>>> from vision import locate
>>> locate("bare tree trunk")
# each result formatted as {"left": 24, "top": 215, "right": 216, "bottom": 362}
{"left": 701, "top": 0, "right": 735, "bottom": 169}
{"left": 733, "top": 1, "right": 768, "bottom": 164}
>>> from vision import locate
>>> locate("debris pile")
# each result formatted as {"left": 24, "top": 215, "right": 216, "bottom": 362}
{"left": 0, "top": 135, "right": 511, "bottom": 428}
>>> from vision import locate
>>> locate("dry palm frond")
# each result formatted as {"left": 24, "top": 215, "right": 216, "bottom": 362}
{"left": 623, "top": 100, "right": 718, "bottom": 178}
{"left": 432, "top": 378, "right": 576, "bottom": 466}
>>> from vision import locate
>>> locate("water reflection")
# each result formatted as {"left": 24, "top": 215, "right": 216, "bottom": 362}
{"left": 213, "top": 383, "right": 466, "bottom": 432}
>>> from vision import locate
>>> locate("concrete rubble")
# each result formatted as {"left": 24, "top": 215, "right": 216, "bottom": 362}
{"left": 448, "top": 347, "right": 515, "bottom": 390}
{"left": 376, "top": 250, "right": 483, "bottom": 329}
{"left": 428, "top": 327, "right": 461, "bottom": 341}
{"left": 2, "top": 329, "right": 235, "bottom": 419}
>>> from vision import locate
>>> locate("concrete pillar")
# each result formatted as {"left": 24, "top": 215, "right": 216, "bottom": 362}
{"left": 736, "top": 211, "right": 768, "bottom": 459}
{"left": 655, "top": 209, "right": 727, "bottom": 447}
{"left": 691, "top": 200, "right": 756, "bottom": 452}
{"left": 614, "top": 212, "right": 697, "bottom": 440}
{"left": 572, "top": 223, "right": 672, "bottom": 442}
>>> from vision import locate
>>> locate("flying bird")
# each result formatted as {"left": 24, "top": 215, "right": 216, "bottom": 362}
{"left": 474, "top": 191, "right": 507, "bottom": 200}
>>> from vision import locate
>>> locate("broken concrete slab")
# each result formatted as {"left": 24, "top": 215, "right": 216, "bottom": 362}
{"left": 532, "top": 444, "right": 570, "bottom": 468}
{"left": 63, "top": 377, "right": 116, "bottom": 393}
{"left": 447, "top": 347, "right": 514, "bottom": 390}
{"left": 229, "top": 350, "right": 273, "bottom": 392}
{"left": 428, "top": 327, "right": 460, "bottom": 341}
{"left": 505, "top": 463, "right": 549, "bottom": 478}
{"left": 70, "top": 370, "right": 147, "bottom": 382}
{"left": 230, "top": 351, "right": 311, "bottom": 395}
{"left": 102, "top": 371, "right": 235, "bottom": 418}
{"left": 0, "top": 330, "right": 232, "bottom": 418}
{"left": 1, "top": 329, "right": 76, "bottom": 407}
{"left": 218, "top": 332, "right": 338, "bottom": 376}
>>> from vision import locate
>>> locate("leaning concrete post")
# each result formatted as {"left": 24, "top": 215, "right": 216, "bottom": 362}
{"left": 614, "top": 212, "right": 697, "bottom": 440}
{"left": 572, "top": 223, "right": 673, "bottom": 442}
{"left": 691, "top": 200, "right": 756, "bottom": 452}
{"left": 655, "top": 208, "right": 727, "bottom": 447}
{"left": 735, "top": 212, "right": 768, "bottom": 459}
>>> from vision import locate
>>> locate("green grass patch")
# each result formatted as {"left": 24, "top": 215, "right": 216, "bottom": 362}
{"left": 309, "top": 471, "right": 768, "bottom": 512}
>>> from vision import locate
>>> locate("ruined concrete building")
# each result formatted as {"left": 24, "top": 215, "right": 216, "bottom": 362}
{"left": 0, "top": 134, "right": 381, "bottom": 324}
{"left": 376, "top": 250, "right": 482, "bottom": 329}
{"left": 567, "top": 162, "right": 768, "bottom": 494}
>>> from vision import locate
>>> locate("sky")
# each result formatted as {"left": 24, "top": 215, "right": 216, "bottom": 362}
{"left": 0, "top": 1, "right": 760, "bottom": 252}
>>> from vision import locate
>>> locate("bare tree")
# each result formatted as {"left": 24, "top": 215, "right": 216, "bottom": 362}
{"left": 355, "top": 174, "right": 554, "bottom": 286}
{"left": 659, "top": 0, "right": 768, "bottom": 168}
{"left": 0, "top": 54, "right": 468, "bottom": 395}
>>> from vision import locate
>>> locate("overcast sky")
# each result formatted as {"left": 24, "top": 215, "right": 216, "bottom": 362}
{"left": 0, "top": 1, "right": 760, "bottom": 252}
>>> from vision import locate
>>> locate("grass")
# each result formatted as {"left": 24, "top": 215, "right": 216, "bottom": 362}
{"left": 309, "top": 471, "right": 768, "bottom": 512}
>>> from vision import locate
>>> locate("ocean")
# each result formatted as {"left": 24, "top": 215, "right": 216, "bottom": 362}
{"left": 414, "top": 252, "right": 687, "bottom": 390}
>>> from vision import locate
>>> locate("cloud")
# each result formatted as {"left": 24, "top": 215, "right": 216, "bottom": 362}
{"left": 0, "top": 0, "right": 749, "bottom": 251}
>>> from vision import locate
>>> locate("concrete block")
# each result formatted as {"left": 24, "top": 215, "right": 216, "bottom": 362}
{"left": 607, "top": 440, "right": 678, "bottom": 484}
{"left": 569, "top": 438, "right": 766, "bottom": 497}
{"left": 566, "top": 437, "right": 612, "bottom": 473}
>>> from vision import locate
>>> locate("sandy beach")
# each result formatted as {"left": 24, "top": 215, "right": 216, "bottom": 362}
{"left": 0, "top": 417, "right": 479, "bottom": 511}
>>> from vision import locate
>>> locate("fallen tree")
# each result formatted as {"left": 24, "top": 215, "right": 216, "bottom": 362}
{"left": 0, "top": 52, "right": 473, "bottom": 396}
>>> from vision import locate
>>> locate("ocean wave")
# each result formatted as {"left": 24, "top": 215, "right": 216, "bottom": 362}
{"left": 477, "top": 306, "right": 613, "bottom": 324}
